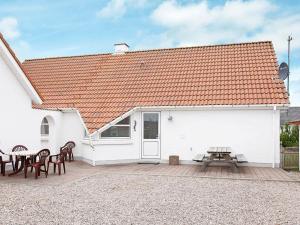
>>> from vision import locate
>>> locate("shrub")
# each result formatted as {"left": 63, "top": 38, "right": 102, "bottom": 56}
{"left": 280, "top": 124, "right": 299, "bottom": 147}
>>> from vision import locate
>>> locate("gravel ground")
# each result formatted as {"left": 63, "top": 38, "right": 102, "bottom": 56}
{"left": 0, "top": 173, "right": 299, "bottom": 225}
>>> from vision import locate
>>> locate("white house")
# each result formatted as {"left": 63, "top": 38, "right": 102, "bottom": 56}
{"left": 0, "top": 33, "right": 63, "bottom": 155}
{"left": 0, "top": 33, "right": 289, "bottom": 167}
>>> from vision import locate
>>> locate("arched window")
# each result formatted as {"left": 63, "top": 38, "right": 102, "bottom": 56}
{"left": 41, "top": 117, "right": 49, "bottom": 136}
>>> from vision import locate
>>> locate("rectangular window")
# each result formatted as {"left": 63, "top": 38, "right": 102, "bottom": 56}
{"left": 143, "top": 113, "right": 159, "bottom": 139}
{"left": 100, "top": 117, "right": 130, "bottom": 138}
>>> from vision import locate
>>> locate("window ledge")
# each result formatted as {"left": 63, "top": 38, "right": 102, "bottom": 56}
{"left": 81, "top": 139, "right": 133, "bottom": 146}
{"left": 41, "top": 136, "right": 49, "bottom": 141}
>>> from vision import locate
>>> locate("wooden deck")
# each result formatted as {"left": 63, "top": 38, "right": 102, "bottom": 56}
{"left": 1, "top": 161, "right": 299, "bottom": 185}
{"left": 98, "top": 163, "right": 300, "bottom": 182}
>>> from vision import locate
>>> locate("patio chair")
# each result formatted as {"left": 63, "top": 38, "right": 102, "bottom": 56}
{"left": 24, "top": 149, "right": 50, "bottom": 179}
{"left": 0, "top": 149, "right": 15, "bottom": 176}
{"left": 12, "top": 145, "right": 28, "bottom": 171}
{"left": 61, "top": 141, "right": 76, "bottom": 162}
{"left": 47, "top": 148, "right": 67, "bottom": 175}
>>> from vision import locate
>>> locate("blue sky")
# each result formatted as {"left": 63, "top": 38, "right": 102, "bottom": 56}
{"left": 0, "top": 0, "right": 299, "bottom": 105}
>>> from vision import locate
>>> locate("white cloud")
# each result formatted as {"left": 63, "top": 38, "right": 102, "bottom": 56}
{"left": 0, "top": 17, "right": 20, "bottom": 39}
{"left": 152, "top": 0, "right": 274, "bottom": 30}
{"left": 150, "top": 0, "right": 300, "bottom": 55}
{"left": 97, "top": 0, "right": 148, "bottom": 19}
{"left": 250, "top": 15, "right": 300, "bottom": 54}
{"left": 12, "top": 40, "right": 31, "bottom": 61}
{"left": 149, "top": 0, "right": 300, "bottom": 105}
{"left": 289, "top": 84, "right": 300, "bottom": 106}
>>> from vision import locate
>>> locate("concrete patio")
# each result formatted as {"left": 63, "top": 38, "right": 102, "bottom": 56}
{"left": 0, "top": 161, "right": 299, "bottom": 224}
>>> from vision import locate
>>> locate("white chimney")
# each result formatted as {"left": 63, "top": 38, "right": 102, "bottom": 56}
{"left": 114, "top": 43, "right": 129, "bottom": 54}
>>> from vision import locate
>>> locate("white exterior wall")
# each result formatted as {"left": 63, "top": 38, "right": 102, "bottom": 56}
{"left": 81, "top": 112, "right": 141, "bottom": 165}
{"left": 0, "top": 53, "right": 63, "bottom": 154}
{"left": 160, "top": 109, "right": 280, "bottom": 165}
{"left": 81, "top": 108, "right": 281, "bottom": 166}
{"left": 59, "top": 111, "right": 90, "bottom": 159}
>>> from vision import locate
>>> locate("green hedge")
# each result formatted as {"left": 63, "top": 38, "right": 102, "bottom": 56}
{"left": 280, "top": 124, "right": 299, "bottom": 147}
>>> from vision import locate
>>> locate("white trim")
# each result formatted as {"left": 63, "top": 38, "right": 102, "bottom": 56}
{"left": 91, "top": 108, "right": 136, "bottom": 136}
{"left": 40, "top": 136, "right": 49, "bottom": 141}
{"left": 75, "top": 110, "right": 89, "bottom": 135}
{"left": 135, "top": 104, "right": 289, "bottom": 111}
{"left": 0, "top": 38, "right": 42, "bottom": 104}
{"left": 272, "top": 106, "right": 276, "bottom": 168}
{"left": 99, "top": 116, "right": 131, "bottom": 139}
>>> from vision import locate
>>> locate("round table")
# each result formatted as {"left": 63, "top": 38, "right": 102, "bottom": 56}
{"left": 8, "top": 150, "right": 38, "bottom": 176}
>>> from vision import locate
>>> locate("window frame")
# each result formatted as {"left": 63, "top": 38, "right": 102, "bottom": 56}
{"left": 99, "top": 117, "right": 131, "bottom": 139}
{"left": 83, "top": 129, "right": 89, "bottom": 139}
{"left": 40, "top": 117, "right": 49, "bottom": 137}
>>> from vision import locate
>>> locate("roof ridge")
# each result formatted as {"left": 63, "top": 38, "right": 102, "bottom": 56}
{"left": 130, "top": 40, "right": 272, "bottom": 53}
{"left": 23, "top": 40, "right": 272, "bottom": 62}
{"left": 24, "top": 52, "right": 111, "bottom": 62}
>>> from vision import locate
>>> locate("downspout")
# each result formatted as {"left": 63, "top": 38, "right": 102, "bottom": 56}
{"left": 73, "top": 109, "right": 96, "bottom": 166}
{"left": 272, "top": 106, "right": 277, "bottom": 168}
{"left": 88, "top": 134, "right": 95, "bottom": 166}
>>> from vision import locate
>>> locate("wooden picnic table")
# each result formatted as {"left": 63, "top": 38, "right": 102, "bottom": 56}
{"left": 8, "top": 150, "right": 39, "bottom": 176}
{"left": 193, "top": 147, "right": 248, "bottom": 173}
{"left": 202, "top": 150, "right": 239, "bottom": 172}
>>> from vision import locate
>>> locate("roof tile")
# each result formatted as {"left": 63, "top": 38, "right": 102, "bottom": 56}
{"left": 23, "top": 41, "right": 289, "bottom": 133}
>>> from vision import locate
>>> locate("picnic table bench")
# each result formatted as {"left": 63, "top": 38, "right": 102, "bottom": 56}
{"left": 193, "top": 147, "right": 247, "bottom": 173}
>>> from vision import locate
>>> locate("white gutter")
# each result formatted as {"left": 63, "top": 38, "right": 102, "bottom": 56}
{"left": 134, "top": 104, "right": 289, "bottom": 110}
{"left": 75, "top": 109, "right": 89, "bottom": 135}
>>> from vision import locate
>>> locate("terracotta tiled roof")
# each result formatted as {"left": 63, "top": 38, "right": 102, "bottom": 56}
{"left": 0, "top": 32, "right": 43, "bottom": 101}
{"left": 22, "top": 41, "right": 289, "bottom": 133}
{"left": 289, "top": 120, "right": 300, "bottom": 125}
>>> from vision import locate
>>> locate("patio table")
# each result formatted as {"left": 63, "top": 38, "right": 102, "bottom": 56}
{"left": 202, "top": 149, "right": 238, "bottom": 172}
{"left": 8, "top": 150, "right": 39, "bottom": 176}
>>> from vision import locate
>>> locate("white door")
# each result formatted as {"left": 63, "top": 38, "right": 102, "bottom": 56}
{"left": 142, "top": 112, "right": 160, "bottom": 159}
